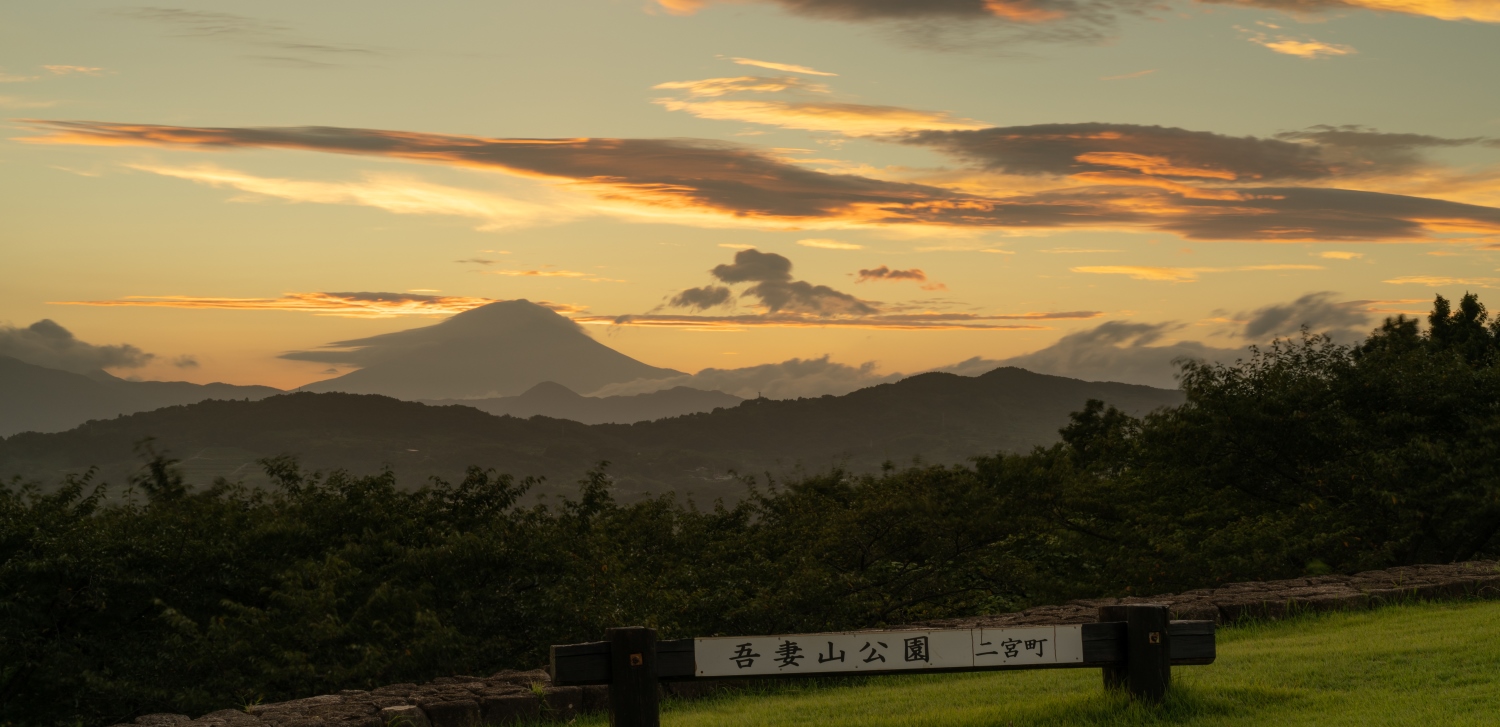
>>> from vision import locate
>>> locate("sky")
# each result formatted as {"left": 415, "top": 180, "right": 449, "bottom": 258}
{"left": 3, "top": 0, "right": 1499, "bottom": 391}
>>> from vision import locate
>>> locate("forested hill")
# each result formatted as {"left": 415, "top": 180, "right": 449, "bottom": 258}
{"left": 0, "top": 367, "right": 1182, "bottom": 501}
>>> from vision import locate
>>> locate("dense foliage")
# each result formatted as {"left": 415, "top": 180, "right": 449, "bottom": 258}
{"left": 3, "top": 295, "right": 1498, "bottom": 726}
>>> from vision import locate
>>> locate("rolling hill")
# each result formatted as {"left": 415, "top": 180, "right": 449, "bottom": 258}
{"left": 0, "top": 367, "right": 1184, "bottom": 501}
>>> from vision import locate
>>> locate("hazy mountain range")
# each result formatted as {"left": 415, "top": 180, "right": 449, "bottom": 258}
{"left": 0, "top": 302, "right": 750, "bottom": 436}
{"left": 0, "top": 356, "right": 280, "bottom": 438}
{"left": 0, "top": 367, "right": 1183, "bottom": 501}
{"left": 420, "top": 382, "right": 743, "bottom": 425}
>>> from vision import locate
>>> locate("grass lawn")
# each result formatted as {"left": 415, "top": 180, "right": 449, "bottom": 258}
{"left": 569, "top": 599, "right": 1500, "bottom": 726}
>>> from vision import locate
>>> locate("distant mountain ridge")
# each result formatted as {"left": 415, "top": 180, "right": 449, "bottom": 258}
{"left": 295, "top": 300, "right": 681, "bottom": 399}
{"left": 1, "top": 366, "right": 1184, "bottom": 501}
{"left": 420, "top": 382, "right": 743, "bottom": 425}
{"left": 0, "top": 356, "right": 281, "bottom": 437}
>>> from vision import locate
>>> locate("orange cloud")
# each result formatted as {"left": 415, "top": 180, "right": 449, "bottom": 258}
{"left": 1240, "top": 27, "right": 1358, "bottom": 59}
{"left": 51, "top": 292, "right": 500, "bottom": 318}
{"left": 1384, "top": 275, "right": 1499, "bottom": 287}
{"left": 1347, "top": 0, "right": 1500, "bottom": 21}
{"left": 654, "top": 76, "right": 823, "bottom": 97}
{"left": 1069, "top": 171, "right": 1248, "bottom": 201}
{"left": 1075, "top": 152, "right": 1239, "bottom": 180}
{"left": 1073, "top": 265, "right": 1204, "bottom": 282}
{"left": 983, "top": 0, "right": 1066, "bottom": 21}
{"left": 657, "top": 0, "right": 708, "bottom": 15}
{"left": 798, "top": 238, "right": 864, "bottom": 249}
{"left": 654, "top": 98, "right": 990, "bottom": 135}
{"left": 1073, "top": 264, "right": 1324, "bottom": 282}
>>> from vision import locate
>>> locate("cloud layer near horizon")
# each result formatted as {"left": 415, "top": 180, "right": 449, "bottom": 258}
{"left": 599, "top": 290, "right": 1385, "bottom": 394}
{"left": 23, "top": 120, "right": 1500, "bottom": 242}
{"left": 612, "top": 248, "right": 1097, "bottom": 330}
{"left": 0, "top": 319, "right": 156, "bottom": 373}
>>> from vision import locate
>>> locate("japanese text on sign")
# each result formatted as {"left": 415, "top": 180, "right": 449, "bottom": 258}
{"left": 695, "top": 626, "right": 1083, "bottom": 677}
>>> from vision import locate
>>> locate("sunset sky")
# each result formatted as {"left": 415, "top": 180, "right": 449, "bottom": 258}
{"left": 4, "top": 0, "right": 1499, "bottom": 390}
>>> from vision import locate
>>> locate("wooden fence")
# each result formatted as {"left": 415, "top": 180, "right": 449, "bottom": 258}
{"left": 550, "top": 603, "right": 1216, "bottom": 726}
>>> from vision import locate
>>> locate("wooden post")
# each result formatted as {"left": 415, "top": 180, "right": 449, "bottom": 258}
{"left": 606, "top": 626, "right": 659, "bottom": 727}
{"left": 1124, "top": 604, "right": 1171, "bottom": 702}
{"left": 1097, "top": 605, "right": 1129, "bottom": 691}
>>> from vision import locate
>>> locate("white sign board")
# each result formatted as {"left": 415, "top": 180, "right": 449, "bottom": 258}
{"left": 695, "top": 625, "right": 1084, "bottom": 677}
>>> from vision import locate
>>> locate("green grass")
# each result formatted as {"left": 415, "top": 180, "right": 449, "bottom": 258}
{"left": 572, "top": 600, "right": 1500, "bottom": 726}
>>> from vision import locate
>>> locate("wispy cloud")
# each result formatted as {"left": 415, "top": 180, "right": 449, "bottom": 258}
{"left": 655, "top": 98, "right": 990, "bottom": 135}
{"left": 51, "top": 292, "right": 500, "bottom": 318}
{"left": 855, "top": 267, "right": 926, "bottom": 282}
{"left": 1317, "top": 251, "right": 1364, "bottom": 259}
{"left": 0, "top": 96, "right": 59, "bottom": 108}
{"left": 1238, "top": 291, "right": 1374, "bottom": 340}
{"left": 728, "top": 56, "right": 837, "bottom": 76}
{"left": 798, "top": 238, "right": 864, "bottom": 250}
{"left": 484, "top": 269, "right": 625, "bottom": 282}
{"left": 45, "top": 65, "right": 108, "bottom": 76}
{"left": 1100, "top": 69, "right": 1155, "bottom": 80}
{"left": 654, "top": 75, "right": 825, "bottom": 97}
{"left": 121, "top": 163, "right": 575, "bottom": 231}
{"left": 653, "top": 70, "right": 987, "bottom": 136}
{"left": 1239, "top": 25, "right": 1356, "bottom": 59}
{"left": 1384, "top": 275, "right": 1499, "bottom": 288}
{"left": 113, "top": 7, "right": 380, "bottom": 68}
{"left": 1073, "top": 264, "right": 1324, "bottom": 282}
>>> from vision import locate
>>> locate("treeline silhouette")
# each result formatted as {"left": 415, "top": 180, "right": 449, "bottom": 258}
{"left": 3, "top": 294, "right": 1498, "bottom": 727}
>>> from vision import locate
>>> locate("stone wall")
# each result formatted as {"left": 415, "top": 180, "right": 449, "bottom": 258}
{"left": 114, "top": 672, "right": 607, "bottom": 727}
{"left": 909, "top": 559, "right": 1500, "bottom": 629}
{"left": 115, "top": 560, "right": 1499, "bottom": 727}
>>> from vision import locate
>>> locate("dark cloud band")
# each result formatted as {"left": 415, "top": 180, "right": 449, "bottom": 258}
{"left": 24, "top": 120, "right": 1500, "bottom": 242}
{"left": 905, "top": 122, "right": 1493, "bottom": 182}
